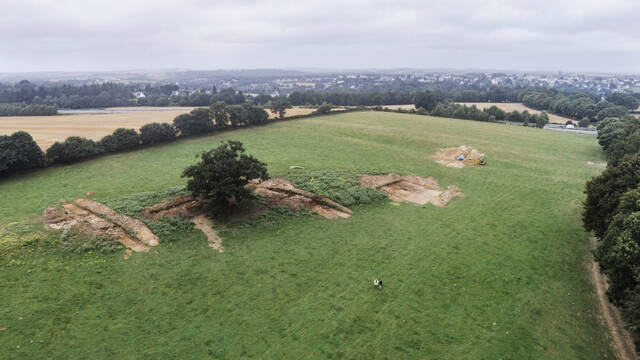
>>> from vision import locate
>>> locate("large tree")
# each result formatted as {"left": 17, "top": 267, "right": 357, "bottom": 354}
{"left": 182, "top": 141, "right": 269, "bottom": 214}
{"left": 268, "top": 98, "right": 292, "bottom": 120}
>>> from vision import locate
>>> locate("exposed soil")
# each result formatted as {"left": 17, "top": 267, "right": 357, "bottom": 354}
{"left": 431, "top": 145, "right": 485, "bottom": 168}
{"left": 359, "top": 174, "right": 463, "bottom": 207}
{"left": 74, "top": 198, "right": 159, "bottom": 247}
{"left": 589, "top": 238, "right": 638, "bottom": 360}
{"left": 247, "top": 178, "right": 352, "bottom": 219}
{"left": 192, "top": 215, "right": 224, "bottom": 253}
{"left": 141, "top": 195, "right": 207, "bottom": 220}
{"left": 43, "top": 202, "right": 151, "bottom": 252}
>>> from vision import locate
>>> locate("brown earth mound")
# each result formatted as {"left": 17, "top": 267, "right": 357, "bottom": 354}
{"left": 431, "top": 145, "right": 484, "bottom": 168}
{"left": 359, "top": 174, "right": 463, "bottom": 207}
{"left": 74, "top": 198, "right": 159, "bottom": 247}
{"left": 141, "top": 195, "right": 207, "bottom": 220}
{"left": 43, "top": 201, "right": 152, "bottom": 252}
{"left": 247, "top": 178, "right": 352, "bottom": 219}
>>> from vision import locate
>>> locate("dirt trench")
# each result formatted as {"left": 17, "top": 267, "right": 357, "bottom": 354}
{"left": 43, "top": 200, "right": 157, "bottom": 252}
{"left": 246, "top": 178, "right": 352, "bottom": 219}
{"left": 359, "top": 173, "right": 463, "bottom": 207}
{"left": 431, "top": 145, "right": 484, "bottom": 168}
{"left": 192, "top": 215, "right": 224, "bottom": 253}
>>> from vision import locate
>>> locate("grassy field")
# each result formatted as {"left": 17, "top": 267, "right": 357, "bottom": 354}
{"left": 0, "top": 112, "right": 613, "bottom": 359}
{"left": 457, "top": 102, "right": 574, "bottom": 125}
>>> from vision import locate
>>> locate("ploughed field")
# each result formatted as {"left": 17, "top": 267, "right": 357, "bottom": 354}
{"left": 0, "top": 106, "right": 316, "bottom": 150}
{"left": 0, "top": 112, "right": 612, "bottom": 359}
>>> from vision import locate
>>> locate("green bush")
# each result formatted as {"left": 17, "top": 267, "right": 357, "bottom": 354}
{"left": 182, "top": 141, "right": 269, "bottom": 214}
{"left": 173, "top": 108, "right": 215, "bottom": 136}
{"left": 99, "top": 128, "right": 140, "bottom": 153}
{"left": 140, "top": 123, "right": 176, "bottom": 145}
{"left": 46, "top": 136, "right": 103, "bottom": 164}
{"left": 0, "top": 131, "right": 45, "bottom": 175}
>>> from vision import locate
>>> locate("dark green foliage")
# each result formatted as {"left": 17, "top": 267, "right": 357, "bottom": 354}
{"left": 182, "top": 141, "right": 269, "bottom": 213}
{"left": 583, "top": 153, "right": 640, "bottom": 238}
{"left": 226, "top": 105, "right": 248, "bottom": 127}
{"left": 0, "top": 103, "right": 57, "bottom": 116}
{"left": 314, "top": 102, "right": 333, "bottom": 115}
{"left": 0, "top": 131, "right": 45, "bottom": 175}
{"left": 140, "top": 122, "right": 177, "bottom": 145}
{"left": 252, "top": 94, "right": 273, "bottom": 105}
{"left": 173, "top": 108, "right": 215, "bottom": 136}
{"left": 535, "top": 112, "right": 549, "bottom": 128}
{"left": 521, "top": 89, "right": 598, "bottom": 122}
{"left": 607, "top": 93, "right": 640, "bottom": 110}
{"left": 597, "top": 105, "right": 629, "bottom": 121}
{"left": 268, "top": 98, "right": 292, "bottom": 120}
{"left": 413, "top": 91, "right": 439, "bottom": 111}
{"left": 579, "top": 117, "right": 590, "bottom": 127}
{"left": 244, "top": 104, "right": 269, "bottom": 125}
{"left": 45, "top": 136, "right": 102, "bottom": 164}
{"left": 485, "top": 105, "right": 506, "bottom": 120}
{"left": 99, "top": 128, "right": 140, "bottom": 153}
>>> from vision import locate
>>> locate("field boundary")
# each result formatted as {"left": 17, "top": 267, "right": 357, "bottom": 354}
{"left": 589, "top": 238, "right": 638, "bottom": 360}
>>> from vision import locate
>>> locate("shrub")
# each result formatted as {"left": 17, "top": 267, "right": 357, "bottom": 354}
{"left": 583, "top": 153, "right": 640, "bottom": 238}
{"left": 46, "top": 136, "right": 102, "bottom": 164}
{"left": 182, "top": 141, "right": 269, "bottom": 214}
{"left": 579, "top": 117, "right": 590, "bottom": 127}
{"left": 0, "top": 131, "right": 45, "bottom": 175}
{"left": 535, "top": 112, "right": 549, "bottom": 128}
{"left": 140, "top": 123, "right": 176, "bottom": 145}
{"left": 99, "top": 128, "right": 140, "bottom": 153}
{"left": 244, "top": 105, "right": 269, "bottom": 125}
{"left": 173, "top": 108, "right": 215, "bottom": 136}
{"left": 314, "top": 102, "right": 333, "bottom": 115}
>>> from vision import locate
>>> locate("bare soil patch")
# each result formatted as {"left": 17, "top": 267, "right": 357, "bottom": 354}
{"left": 74, "top": 198, "right": 159, "bottom": 247}
{"left": 431, "top": 145, "right": 484, "bottom": 168}
{"left": 589, "top": 238, "right": 638, "bottom": 360}
{"left": 141, "top": 195, "right": 207, "bottom": 220}
{"left": 192, "top": 215, "right": 224, "bottom": 253}
{"left": 247, "top": 178, "right": 352, "bottom": 219}
{"left": 359, "top": 174, "right": 463, "bottom": 207}
{"left": 43, "top": 202, "right": 152, "bottom": 252}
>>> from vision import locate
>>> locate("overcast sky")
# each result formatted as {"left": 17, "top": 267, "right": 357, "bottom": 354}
{"left": 1, "top": 0, "right": 639, "bottom": 73}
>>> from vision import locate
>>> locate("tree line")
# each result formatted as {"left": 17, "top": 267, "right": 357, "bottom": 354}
{"left": 520, "top": 88, "right": 638, "bottom": 125}
{"left": 0, "top": 102, "right": 275, "bottom": 177}
{"left": 0, "top": 103, "right": 57, "bottom": 116}
{"left": 583, "top": 113, "right": 640, "bottom": 337}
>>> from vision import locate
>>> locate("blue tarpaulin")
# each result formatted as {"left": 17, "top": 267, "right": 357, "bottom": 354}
{"left": 456, "top": 154, "right": 465, "bottom": 161}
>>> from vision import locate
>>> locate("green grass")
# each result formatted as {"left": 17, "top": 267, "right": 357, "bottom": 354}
{"left": 0, "top": 112, "right": 613, "bottom": 359}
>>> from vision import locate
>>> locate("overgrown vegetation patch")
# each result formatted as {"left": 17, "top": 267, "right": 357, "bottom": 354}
{"left": 284, "top": 168, "right": 386, "bottom": 206}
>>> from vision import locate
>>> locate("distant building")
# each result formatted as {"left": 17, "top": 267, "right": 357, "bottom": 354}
{"left": 132, "top": 91, "right": 146, "bottom": 99}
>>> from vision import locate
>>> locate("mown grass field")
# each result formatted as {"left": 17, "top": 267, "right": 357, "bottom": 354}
{"left": 0, "top": 112, "right": 612, "bottom": 359}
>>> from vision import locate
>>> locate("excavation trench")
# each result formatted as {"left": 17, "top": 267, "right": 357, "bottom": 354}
{"left": 431, "top": 145, "right": 485, "bottom": 168}
{"left": 43, "top": 199, "right": 158, "bottom": 252}
{"left": 360, "top": 173, "right": 463, "bottom": 207}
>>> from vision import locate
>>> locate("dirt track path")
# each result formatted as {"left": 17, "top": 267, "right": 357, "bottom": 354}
{"left": 589, "top": 238, "right": 638, "bottom": 360}
{"left": 192, "top": 215, "right": 224, "bottom": 253}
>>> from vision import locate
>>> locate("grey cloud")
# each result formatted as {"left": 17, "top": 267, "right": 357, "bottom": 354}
{"left": 0, "top": 0, "right": 639, "bottom": 72}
